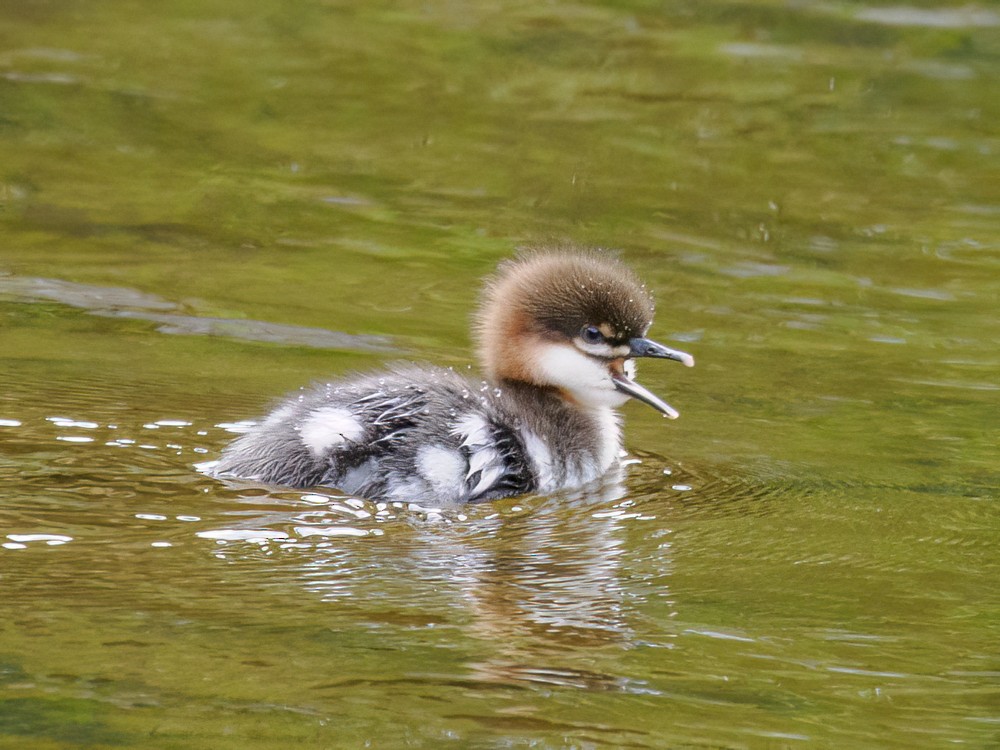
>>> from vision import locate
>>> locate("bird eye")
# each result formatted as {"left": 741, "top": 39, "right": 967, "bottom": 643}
{"left": 580, "top": 326, "right": 603, "bottom": 344}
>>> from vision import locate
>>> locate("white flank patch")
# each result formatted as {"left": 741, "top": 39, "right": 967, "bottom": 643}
{"left": 340, "top": 459, "right": 377, "bottom": 494}
{"left": 592, "top": 407, "right": 623, "bottom": 477}
{"left": 385, "top": 477, "right": 427, "bottom": 503}
{"left": 532, "top": 344, "right": 629, "bottom": 409}
{"left": 299, "top": 407, "right": 364, "bottom": 456}
{"left": 519, "top": 429, "right": 555, "bottom": 491}
{"left": 558, "top": 408, "right": 621, "bottom": 490}
{"left": 416, "top": 444, "right": 466, "bottom": 498}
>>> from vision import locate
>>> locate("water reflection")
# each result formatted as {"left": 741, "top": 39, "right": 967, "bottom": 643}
{"left": 198, "top": 456, "right": 682, "bottom": 690}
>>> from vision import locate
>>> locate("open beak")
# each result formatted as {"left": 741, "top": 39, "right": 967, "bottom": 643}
{"left": 611, "top": 337, "right": 694, "bottom": 419}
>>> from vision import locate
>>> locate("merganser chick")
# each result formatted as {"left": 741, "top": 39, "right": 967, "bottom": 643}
{"left": 209, "top": 250, "right": 694, "bottom": 504}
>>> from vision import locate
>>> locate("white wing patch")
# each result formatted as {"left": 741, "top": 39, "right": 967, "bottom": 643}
{"left": 452, "top": 413, "right": 506, "bottom": 499}
{"left": 453, "top": 413, "right": 491, "bottom": 448}
{"left": 299, "top": 407, "right": 365, "bottom": 456}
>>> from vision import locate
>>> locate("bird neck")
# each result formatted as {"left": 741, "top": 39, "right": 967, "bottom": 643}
{"left": 493, "top": 377, "right": 623, "bottom": 481}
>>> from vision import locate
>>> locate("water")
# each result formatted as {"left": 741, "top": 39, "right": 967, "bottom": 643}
{"left": 2, "top": 1, "right": 998, "bottom": 747}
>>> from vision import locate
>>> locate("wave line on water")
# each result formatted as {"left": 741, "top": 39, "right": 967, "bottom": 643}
{"left": 0, "top": 273, "right": 395, "bottom": 352}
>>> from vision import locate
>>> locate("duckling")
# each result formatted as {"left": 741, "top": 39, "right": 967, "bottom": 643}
{"left": 209, "top": 250, "right": 694, "bottom": 504}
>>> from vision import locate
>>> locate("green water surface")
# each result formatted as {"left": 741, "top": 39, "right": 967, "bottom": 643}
{"left": 1, "top": 1, "right": 998, "bottom": 748}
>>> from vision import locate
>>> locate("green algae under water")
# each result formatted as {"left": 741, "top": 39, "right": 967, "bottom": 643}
{"left": 1, "top": 1, "right": 998, "bottom": 747}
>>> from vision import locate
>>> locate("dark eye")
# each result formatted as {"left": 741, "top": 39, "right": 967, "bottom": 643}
{"left": 580, "top": 326, "right": 603, "bottom": 344}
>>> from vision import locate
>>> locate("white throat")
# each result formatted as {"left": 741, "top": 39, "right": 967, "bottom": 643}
{"left": 531, "top": 343, "right": 630, "bottom": 410}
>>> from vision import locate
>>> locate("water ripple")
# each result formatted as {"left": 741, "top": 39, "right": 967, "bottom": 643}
{"left": 0, "top": 273, "right": 393, "bottom": 352}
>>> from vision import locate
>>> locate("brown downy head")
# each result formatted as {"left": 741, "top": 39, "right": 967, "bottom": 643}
{"left": 476, "top": 249, "right": 694, "bottom": 418}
